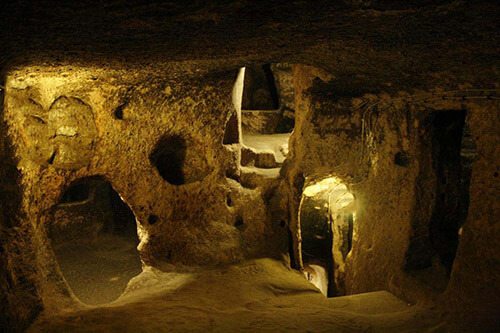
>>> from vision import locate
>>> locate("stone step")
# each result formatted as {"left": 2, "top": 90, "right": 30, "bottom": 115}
{"left": 241, "top": 146, "right": 282, "bottom": 169}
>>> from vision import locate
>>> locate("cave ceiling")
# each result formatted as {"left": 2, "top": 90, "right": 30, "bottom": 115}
{"left": 0, "top": 0, "right": 498, "bottom": 92}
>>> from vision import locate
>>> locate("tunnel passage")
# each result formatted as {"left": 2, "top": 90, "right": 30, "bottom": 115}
{"left": 299, "top": 177, "right": 355, "bottom": 297}
{"left": 49, "top": 177, "right": 142, "bottom": 305}
{"left": 406, "top": 109, "right": 474, "bottom": 282}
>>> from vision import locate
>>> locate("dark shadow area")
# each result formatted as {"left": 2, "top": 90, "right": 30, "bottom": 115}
{"left": 241, "top": 64, "right": 279, "bottom": 110}
{"left": 223, "top": 112, "right": 239, "bottom": 145}
{"left": 300, "top": 196, "right": 332, "bottom": 262}
{"left": 299, "top": 194, "right": 334, "bottom": 297}
{"left": 406, "top": 110, "right": 473, "bottom": 281}
{"left": 50, "top": 177, "right": 142, "bottom": 305}
{"left": 394, "top": 151, "right": 410, "bottom": 167}
{"left": 114, "top": 102, "right": 126, "bottom": 120}
{"left": 60, "top": 183, "right": 91, "bottom": 203}
{"left": 340, "top": 214, "right": 354, "bottom": 260}
{"left": 0, "top": 86, "right": 42, "bottom": 331}
{"left": 150, "top": 135, "right": 187, "bottom": 185}
{"left": 429, "top": 110, "right": 471, "bottom": 272}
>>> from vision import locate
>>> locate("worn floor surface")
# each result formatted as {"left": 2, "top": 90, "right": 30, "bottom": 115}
{"left": 29, "top": 259, "right": 443, "bottom": 332}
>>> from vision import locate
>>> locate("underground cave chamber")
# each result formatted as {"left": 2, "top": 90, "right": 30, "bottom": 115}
{"left": 0, "top": 52, "right": 497, "bottom": 332}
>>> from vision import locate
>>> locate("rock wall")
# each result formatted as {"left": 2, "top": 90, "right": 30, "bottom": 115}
{"left": 0, "top": 82, "right": 42, "bottom": 331}
{"left": 444, "top": 101, "right": 500, "bottom": 331}
{"left": 0, "top": 63, "right": 287, "bottom": 318}
{"left": 285, "top": 65, "right": 417, "bottom": 296}
{"left": 0, "top": 61, "right": 497, "bottom": 331}
{"left": 285, "top": 64, "right": 500, "bottom": 331}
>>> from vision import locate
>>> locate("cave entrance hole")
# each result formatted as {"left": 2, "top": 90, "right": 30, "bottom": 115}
{"left": 429, "top": 110, "right": 472, "bottom": 273}
{"left": 241, "top": 64, "right": 280, "bottom": 111}
{"left": 150, "top": 135, "right": 187, "bottom": 185}
{"left": 240, "top": 63, "right": 295, "bottom": 136}
{"left": 298, "top": 176, "right": 355, "bottom": 297}
{"left": 233, "top": 65, "right": 294, "bottom": 173}
{"left": 49, "top": 176, "right": 142, "bottom": 305}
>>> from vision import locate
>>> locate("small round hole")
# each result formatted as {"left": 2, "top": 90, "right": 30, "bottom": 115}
{"left": 280, "top": 220, "right": 286, "bottom": 228}
{"left": 114, "top": 103, "right": 126, "bottom": 120}
{"left": 394, "top": 151, "right": 410, "bottom": 167}
{"left": 148, "top": 215, "right": 159, "bottom": 225}
{"left": 226, "top": 194, "right": 233, "bottom": 207}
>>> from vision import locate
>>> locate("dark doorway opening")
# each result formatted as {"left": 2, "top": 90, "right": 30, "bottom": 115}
{"left": 298, "top": 177, "right": 355, "bottom": 297}
{"left": 60, "top": 183, "right": 90, "bottom": 203}
{"left": 241, "top": 64, "right": 279, "bottom": 110}
{"left": 429, "top": 110, "right": 471, "bottom": 272}
{"left": 406, "top": 110, "right": 474, "bottom": 282}
{"left": 299, "top": 193, "right": 333, "bottom": 297}
{"left": 49, "top": 177, "right": 142, "bottom": 305}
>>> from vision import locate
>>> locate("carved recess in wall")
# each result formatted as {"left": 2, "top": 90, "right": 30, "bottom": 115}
{"left": 150, "top": 134, "right": 213, "bottom": 185}
{"left": 22, "top": 96, "right": 97, "bottom": 169}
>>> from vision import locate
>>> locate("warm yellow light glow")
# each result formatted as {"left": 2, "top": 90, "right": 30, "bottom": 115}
{"left": 232, "top": 67, "right": 246, "bottom": 112}
{"left": 303, "top": 176, "right": 354, "bottom": 209}
{"left": 333, "top": 192, "right": 354, "bottom": 209}
{"left": 303, "top": 177, "right": 342, "bottom": 197}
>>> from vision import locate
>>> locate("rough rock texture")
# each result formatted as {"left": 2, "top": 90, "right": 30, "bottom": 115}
{"left": 0, "top": 80, "right": 44, "bottom": 330}
{"left": 284, "top": 65, "right": 499, "bottom": 331}
{"left": 443, "top": 101, "right": 500, "bottom": 331}
{"left": 0, "top": 1, "right": 499, "bottom": 332}
{"left": 0, "top": 65, "right": 288, "bottom": 330}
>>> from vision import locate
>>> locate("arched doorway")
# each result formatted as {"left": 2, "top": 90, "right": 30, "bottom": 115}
{"left": 48, "top": 176, "right": 142, "bottom": 305}
{"left": 299, "top": 176, "right": 355, "bottom": 296}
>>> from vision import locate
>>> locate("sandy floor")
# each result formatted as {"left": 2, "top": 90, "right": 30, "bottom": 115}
{"left": 242, "top": 133, "right": 291, "bottom": 164}
{"left": 53, "top": 233, "right": 142, "bottom": 305}
{"left": 29, "top": 258, "right": 443, "bottom": 332}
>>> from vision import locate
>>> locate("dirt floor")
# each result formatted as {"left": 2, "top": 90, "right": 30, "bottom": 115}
{"left": 53, "top": 233, "right": 142, "bottom": 305}
{"left": 29, "top": 258, "right": 443, "bottom": 333}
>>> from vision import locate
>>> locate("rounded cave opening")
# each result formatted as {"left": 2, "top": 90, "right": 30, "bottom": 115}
{"left": 150, "top": 134, "right": 187, "bottom": 185}
{"left": 48, "top": 176, "right": 142, "bottom": 305}
{"left": 150, "top": 134, "right": 212, "bottom": 185}
{"left": 298, "top": 176, "right": 355, "bottom": 297}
